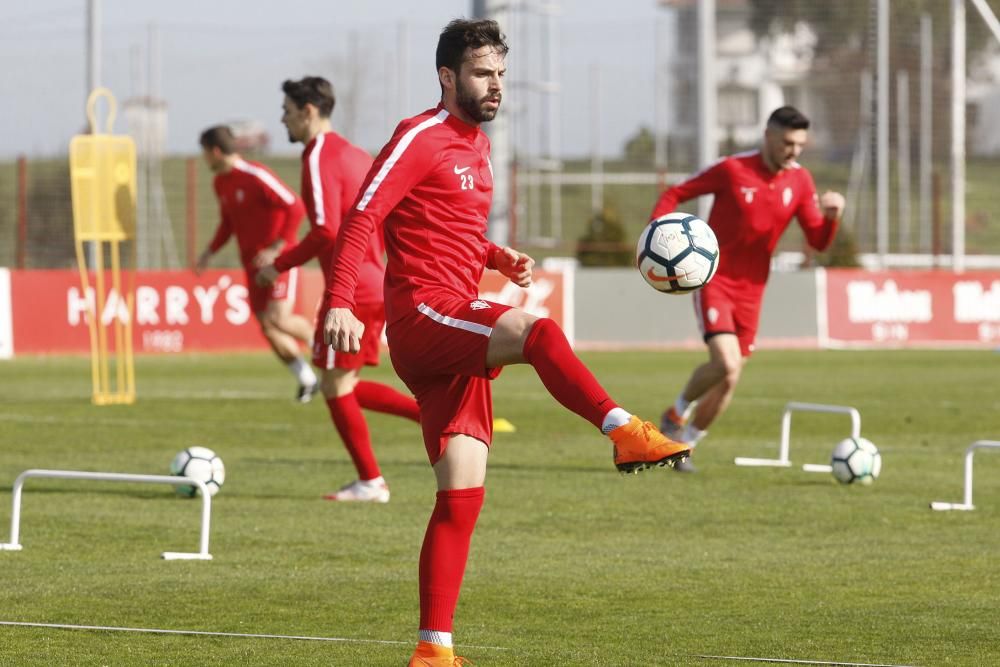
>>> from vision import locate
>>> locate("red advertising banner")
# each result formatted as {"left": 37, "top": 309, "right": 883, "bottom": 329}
{"left": 479, "top": 268, "right": 571, "bottom": 345}
{"left": 10, "top": 269, "right": 278, "bottom": 354}
{"left": 2, "top": 268, "right": 568, "bottom": 356}
{"left": 820, "top": 269, "right": 1000, "bottom": 347}
{"left": 0, "top": 269, "right": 11, "bottom": 359}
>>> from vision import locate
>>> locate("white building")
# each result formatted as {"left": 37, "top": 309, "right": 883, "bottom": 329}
{"left": 657, "top": 0, "right": 821, "bottom": 163}
{"left": 968, "top": 45, "right": 1000, "bottom": 157}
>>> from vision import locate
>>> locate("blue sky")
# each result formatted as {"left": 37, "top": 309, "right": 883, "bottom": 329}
{"left": 0, "top": 0, "right": 670, "bottom": 159}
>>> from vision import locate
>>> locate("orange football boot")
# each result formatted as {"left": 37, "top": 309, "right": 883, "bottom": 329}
{"left": 609, "top": 415, "right": 691, "bottom": 473}
{"left": 408, "top": 641, "right": 473, "bottom": 666}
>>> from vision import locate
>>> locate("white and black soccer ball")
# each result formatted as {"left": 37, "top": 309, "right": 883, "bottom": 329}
{"left": 170, "top": 447, "right": 225, "bottom": 497}
{"left": 830, "top": 437, "right": 881, "bottom": 485}
{"left": 636, "top": 212, "right": 720, "bottom": 294}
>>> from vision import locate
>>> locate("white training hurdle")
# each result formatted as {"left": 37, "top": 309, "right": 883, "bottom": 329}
{"left": 930, "top": 440, "right": 1000, "bottom": 512}
{"left": 0, "top": 469, "right": 213, "bottom": 560}
{"left": 734, "top": 402, "right": 862, "bottom": 473}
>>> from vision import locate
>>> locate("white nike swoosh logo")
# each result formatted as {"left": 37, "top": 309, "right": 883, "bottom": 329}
{"left": 453, "top": 165, "right": 471, "bottom": 174}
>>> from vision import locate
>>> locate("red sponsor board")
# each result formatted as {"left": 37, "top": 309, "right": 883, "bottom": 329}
{"left": 10, "top": 270, "right": 276, "bottom": 354}
{"left": 4, "top": 268, "right": 568, "bottom": 355}
{"left": 821, "top": 269, "right": 1000, "bottom": 347}
{"left": 296, "top": 268, "right": 569, "bottom": 340}
{"left": 479, "top": 268, "right": 571, "bottom": 344}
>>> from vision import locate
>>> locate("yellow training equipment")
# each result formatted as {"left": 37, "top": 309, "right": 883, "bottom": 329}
{"left": 69, "top": 88, "right": 137, "bottom": 405}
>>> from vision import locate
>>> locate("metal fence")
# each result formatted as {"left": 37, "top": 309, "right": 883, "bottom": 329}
{"left": 3, "top": 2, "right": 1000, "bottom": 269}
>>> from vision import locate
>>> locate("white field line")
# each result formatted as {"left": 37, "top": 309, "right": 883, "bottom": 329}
{"left": 2, "top": 389, "right": 283, "bottom": 401}
{"left": 694, "top": 654, "right": 918, "bottom": 667}
{"left": 0, "top": 621, "right": 509, "bottom": 651}
{"left": 141, "top": 389, "right": 284, "bottom": 399}
{"left": 0, "top": 412, "right": 297, "bottom": 432}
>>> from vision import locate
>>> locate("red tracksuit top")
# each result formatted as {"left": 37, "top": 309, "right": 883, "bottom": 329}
{"left": 651, "top": 150, "right": 838, "bottom": 296}
{"left": 209, "top": 158, "right": 304, "bottom": 267}
{"left": 326, "top": 105, "right": 502, "bottom": 324}
{"left": 273, "top": 131, "right": 384, "bottom": 305}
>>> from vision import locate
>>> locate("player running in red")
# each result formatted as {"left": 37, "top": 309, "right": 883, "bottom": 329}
{"left": 651, "top": 106, "right": 846, "bottom": 472}
{"left": 322, "top": 19, "right": 690, "bottom": 666}
{"left": 256, "top": 76, "right": 421, "bottom": 503}
{"left": 195, "top": 126, "right": 318, "bottom": 401}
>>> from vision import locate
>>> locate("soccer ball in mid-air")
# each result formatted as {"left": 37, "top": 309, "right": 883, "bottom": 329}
{"left": 636, "top": 212, "right": 720, "bottom": 294}
{"left": 170, "top": 447, "right": 225, "bottom": 497}
{"left": 830, "top": 437, "right": 881, "bottom": 485}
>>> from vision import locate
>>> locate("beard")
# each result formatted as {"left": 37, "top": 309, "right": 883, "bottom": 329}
{"left": 456, "top": 79, "right": 500, "bottom": 123}
{"left": 283, "top": 121, "right": 304, "bottom": 144}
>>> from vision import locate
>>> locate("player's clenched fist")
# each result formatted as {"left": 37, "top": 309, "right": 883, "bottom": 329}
{"left": 819, "top": 191, "right": 846, "bottom": 220}
{"left": 324, "top": 308, "right": 365, "bottom": 353}
{"left": 496, "top": 247, "right": 534, "bottom": 288}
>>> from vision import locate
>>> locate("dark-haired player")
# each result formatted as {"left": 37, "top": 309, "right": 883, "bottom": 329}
{"left": 257, "top": 76, "right": 421, "bottom": 502}
{"left": 322, "top": 19, "right": 690, "bottom": 666}
{"left": 195, "top": 125, "right": 316, "bottom": 400}
{"left": 651, "top": 106, "right": 845, "bottom": 471}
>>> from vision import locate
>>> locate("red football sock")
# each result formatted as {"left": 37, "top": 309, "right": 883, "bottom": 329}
{"left": 325, "top": 393, "right": 381, "bottom": 481}
{"left": 355, "top": 380, "right": 420, "bottom": 422}
{"left": 521, "top": 318, "right": 617, "bottom": 429}
{"left": 419, "top": 487, "right": 485, "bottom": 632}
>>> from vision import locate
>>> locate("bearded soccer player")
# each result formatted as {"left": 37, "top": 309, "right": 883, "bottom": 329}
{"left": 651, "top": 106, "right": 846, "bottom": 472}
{"left": 195, "top": 125, "right": 317, "bottom": 400}
{"left": 256, "top": 76, "right": 420, "bottom": 503}
{"left": 322, "top": 19, "right": 690, "bottom": 666}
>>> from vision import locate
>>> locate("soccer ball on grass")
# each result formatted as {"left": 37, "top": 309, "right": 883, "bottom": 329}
{"left": 170, "top": 446, "right": 225, "bottom": 497}
{"left": 636, "top": 212, "right": 720, "bottom": 294}
{"left": 830, "top": 437, "right": 881, "bottom": 485}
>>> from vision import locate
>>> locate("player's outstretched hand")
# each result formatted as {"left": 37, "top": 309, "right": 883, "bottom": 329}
{"left": 496, "top": 247, "right": 534, "bottom": 288}
{"left": 324, "top": 308, "right": 365, "bottom": 354}
{"left": 820, "top": 191, "right": 846, "bottom": 220}
{"left": 255, "top": 264, "right": 279, "bottom": 287}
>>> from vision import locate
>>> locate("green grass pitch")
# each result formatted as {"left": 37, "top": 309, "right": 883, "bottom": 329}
{"left": 1, "top": 350, "right": 999, "bottom": 666}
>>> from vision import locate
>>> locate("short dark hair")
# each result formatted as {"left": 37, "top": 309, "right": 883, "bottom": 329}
{"left": 282, "top": 76, "right": 335, "bottom": 118}
{"left": 199, "top": 125, "right": 237, "bottom": 154}
{"left": 435, "top": 18, "right": 508, "bottom": 73}
{"left": 767, "top": 106, "right": 810, "bottom": 131}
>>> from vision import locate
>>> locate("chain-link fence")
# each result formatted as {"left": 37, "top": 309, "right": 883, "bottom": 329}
{"left": 3, "top": 1, "right": 1000, "bottom": 269}
{"left": 524, "top": 0, "right": 1000, "bottom": 268}
{"left": 0, "top": 154, "right": 305, "bottom": 271}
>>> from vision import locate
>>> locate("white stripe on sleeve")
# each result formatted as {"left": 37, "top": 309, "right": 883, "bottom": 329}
{"left": 356, "top": 109, "right": 449, "bottom": 212}
{"left": 233, "top": 159, "right": 296, "bottom": 205}
{"left": 309, "top": 134, "right": 327, "bottom": 225}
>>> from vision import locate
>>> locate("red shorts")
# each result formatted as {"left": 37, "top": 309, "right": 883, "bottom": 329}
{"left": 245, "top": 266, "right": 296, "bottom": 314}
{"left": 313, "top": 301, "right": 385, "bottom": 371}
{"left": 693, "top": 279, "right": 762, "bottom": 357}
{"left": 386, "top": 297, "right": 513, "bottom": 464}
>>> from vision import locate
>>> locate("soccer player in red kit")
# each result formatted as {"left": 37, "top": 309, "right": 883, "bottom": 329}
{"left": 195, "top": 126, "right": 318, "bottom": 400}
{"left": 651, "top": 106, "right": 846, "bottom": 472}
{"left": 322, "top": 19, "right": 690, "bottom": 666}
{"left": 256, "top": 76, "right": 421, "bottom": 503}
